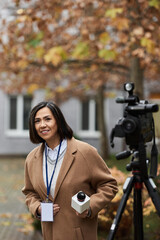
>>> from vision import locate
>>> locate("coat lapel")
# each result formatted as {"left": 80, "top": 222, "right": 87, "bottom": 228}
{"left": 53, "top": 138, "right": 77, "bottom": 201}
{"left": 34, "top": 143, "right": 49, "bottom": 200}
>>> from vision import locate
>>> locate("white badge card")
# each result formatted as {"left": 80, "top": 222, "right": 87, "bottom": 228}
{"left": 41, "top": 202, "right": 53, "bottom": 222}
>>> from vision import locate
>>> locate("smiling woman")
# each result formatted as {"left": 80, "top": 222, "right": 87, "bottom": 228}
{"left": 22, "top": 101, "right": 118, "bottom": 240}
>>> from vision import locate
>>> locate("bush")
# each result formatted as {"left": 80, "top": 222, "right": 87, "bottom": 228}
{"left": 98, "top": 167, "right": 133, "bottom": 239}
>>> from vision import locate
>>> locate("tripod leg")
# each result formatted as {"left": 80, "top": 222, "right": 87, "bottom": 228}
{"left": 107, "top": 176, "right": 134, "bottom": 240}
{"left": 144, "top": 178, "right": 160, "bottom": 216}
{"left": 133, "top": 181, "right": 144, "bottom": 240}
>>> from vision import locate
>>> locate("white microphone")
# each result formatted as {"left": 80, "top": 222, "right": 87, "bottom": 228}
{"left": 71, "top": 191, "right": 90, "bottom": 214}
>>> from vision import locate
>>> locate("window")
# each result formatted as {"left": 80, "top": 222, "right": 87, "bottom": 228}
{"left": 7, "top": 95, "right": 32, "bottom": 136}
{"left": 79, "top": 99, "right": 100, "bottom": 137}
{"left": 23, "top": 96, "right": 32, "bottom": 130}
{"left": 9, "top": 96, "right": 17, "bottom": 130}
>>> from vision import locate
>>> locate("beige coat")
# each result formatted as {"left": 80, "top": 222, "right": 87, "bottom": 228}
{"left": 22, "top": 137, "right": 118, "bottom": 240}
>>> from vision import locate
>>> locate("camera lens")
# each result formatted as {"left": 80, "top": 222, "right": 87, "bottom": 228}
{"left": 122, "top": 119, "right": 137, "bottom": 133}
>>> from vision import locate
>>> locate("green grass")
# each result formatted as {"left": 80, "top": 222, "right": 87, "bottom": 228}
{"left": 105, "top": 154, "right": 131, "bottom": 173}
{"left": 143, "top": 211, "right": 160, "bottom": 239}
{"left": 106, "top": 152, "right": 160, "bottom": 174}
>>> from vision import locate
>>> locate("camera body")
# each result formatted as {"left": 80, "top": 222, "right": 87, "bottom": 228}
{"left": 111, "top": 83, "right": 159, "bottom": 149}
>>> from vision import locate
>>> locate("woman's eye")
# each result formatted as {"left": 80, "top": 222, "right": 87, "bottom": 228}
{"left": 34, "top": 119, "right": 40, "bottom": 123}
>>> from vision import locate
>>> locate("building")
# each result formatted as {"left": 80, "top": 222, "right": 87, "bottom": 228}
{"left": 0, "top": 88, "right": 124, "bottom": 156}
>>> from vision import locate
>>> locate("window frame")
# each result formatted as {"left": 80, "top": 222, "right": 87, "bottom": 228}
{"left": 5, "top": 94, "right": 32, "bottom": 137}
{"left": 78, "top": 98, "right": 100, "bottom": 138}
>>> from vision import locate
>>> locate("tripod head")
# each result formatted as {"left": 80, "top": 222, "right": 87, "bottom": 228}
{"left": 115, "top": 141, "right": 149, "bottom": 179}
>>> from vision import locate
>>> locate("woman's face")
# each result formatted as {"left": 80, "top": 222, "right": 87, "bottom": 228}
{"left": 34, "top": 107, "right": 59, "bottom": 148}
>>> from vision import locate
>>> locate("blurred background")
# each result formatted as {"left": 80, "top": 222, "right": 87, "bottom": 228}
{"left": 0, "top": 0, "right": 160, "bottom": 239}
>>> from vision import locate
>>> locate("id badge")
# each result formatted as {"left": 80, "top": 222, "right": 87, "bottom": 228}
{"left": 41, "top": 202, "right": 53, "bottom": 222}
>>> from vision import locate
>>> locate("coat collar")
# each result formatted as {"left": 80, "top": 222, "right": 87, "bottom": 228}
{"left": 34, "top": 137, "right": 77, "bottom": 202}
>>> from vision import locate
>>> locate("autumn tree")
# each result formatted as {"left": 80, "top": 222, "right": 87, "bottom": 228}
{"left": 0, "top": 0, "right": 160, "bottom": 158}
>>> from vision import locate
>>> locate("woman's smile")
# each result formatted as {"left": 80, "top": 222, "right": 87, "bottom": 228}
{"left": 41, "top": 129, "right": 50, "bottom": 134}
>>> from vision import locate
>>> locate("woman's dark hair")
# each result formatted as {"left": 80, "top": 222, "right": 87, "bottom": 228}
{"left": 29, "top": 101, "right": 73, "bottom": 144}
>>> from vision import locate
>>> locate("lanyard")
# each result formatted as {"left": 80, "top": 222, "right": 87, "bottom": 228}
{"left": 45, "top": 141, "right": 62, "bottom": 202}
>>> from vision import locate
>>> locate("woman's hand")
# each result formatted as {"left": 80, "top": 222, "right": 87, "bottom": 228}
{"left": 53, "top": 204, "right": 60, "bottom": 216}
{"left": 76, "top": 208, "right": 90, "bottom": 218}
{"left": 37, "top": 205, "right": 41, "bottom": 216}
{"left": 37, "top": 203, "right": 60, "bottom": 216}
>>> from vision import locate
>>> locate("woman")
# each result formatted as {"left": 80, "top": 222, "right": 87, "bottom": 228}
{"left": 22, "top": 101, "right": 118, "bottom": 240}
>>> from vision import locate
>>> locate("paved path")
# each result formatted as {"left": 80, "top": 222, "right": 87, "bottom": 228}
{"left": 0, "top": 158, "right": 43, "bottom": 240}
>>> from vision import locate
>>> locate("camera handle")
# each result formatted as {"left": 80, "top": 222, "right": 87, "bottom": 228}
{"left": 107, "top": 151, "right": 160, "bottom": 240}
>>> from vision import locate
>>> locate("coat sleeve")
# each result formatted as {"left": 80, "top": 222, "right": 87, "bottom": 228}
{"left": 85, "top": 147, "right": 118, "bottom": 218}
{"left": 22, "top": 159, "right": 41, "bottom": 218}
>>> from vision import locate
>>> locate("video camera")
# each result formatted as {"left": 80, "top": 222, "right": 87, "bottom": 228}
{"left": 110, "top": 82, "right": 159, "bottom": 178}
{"left": 110, "top": 82, "right": 159, "bottom": 149}
{"left": 108, "top": 83, "right": 160, "bottom": 240}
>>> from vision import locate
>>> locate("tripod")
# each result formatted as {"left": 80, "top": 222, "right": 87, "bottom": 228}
{"left": 107, "top": 144, "right": 160, "bottom": 240}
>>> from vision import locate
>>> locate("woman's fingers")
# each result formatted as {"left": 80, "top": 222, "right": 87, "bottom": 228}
{"left": 76, "top": 209, "right": 88, "bottom": 218}
{"left": 53, "top": 204, "right": 60, "bottom": 216}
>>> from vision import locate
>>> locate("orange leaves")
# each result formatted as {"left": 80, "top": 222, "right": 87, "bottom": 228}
{"left": 27, "top": 84, "right": 39, "bottom": 94}
{"left": 105, "top": 8, "right": 123, "bottom": 19}
{"left": 17, "top": 213, "right": 34, "bottom": 234}
{"left": 17, "top": 9, "right": 25, "bottom": 15}
{"left": 17, "top": 60, "right": 29, "bottom": 69}
{"left": 98, "top": 167, "right": 133, "bottom": 236}
{"left": 105, "top": 8, "right": 129, "bottom": 31}
{"left": 0, "top": 213, "right": 12, "bottom": 219}
{"left": 99, "top": 32, "right": 110, "bottom": 45}
{"left": 71, "top": 42, "right": 90, "bottom": 59}
{"left": 132, "top": 26, "right": 144, "bottom": 39}
{"left": 140, "top": 38, "right": 156, "bottom": 54}
{"left": 109, "top": 17, "right": 129, "bottom": 31}
{"left": 143, "top": 198, "right": 156, "bottom": 216}
{"left": 0, "top": 212, "right": 34, "bottom": 234}
{"left": 109, "top": 166, "right": 126, "bottom": 185}
{"left": 16, "top": 15, "right": 30, "bottom": 23}
{"left": 149, "top": 0, "right": 160, "bottom": 9}
{"left": 98, "top": 49, "right": 117, "bottom": 61}
{"left": 131, "top": 35, "right": 156, "bottom": 59}
{"left": 115, "top": 18, "right": 129, "bottom": 31}
{"left": 44, "top": 46, "right": 67, "bottom": 66}
{"left": 35, "top": 46, "right": 45, "bottom": 59}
